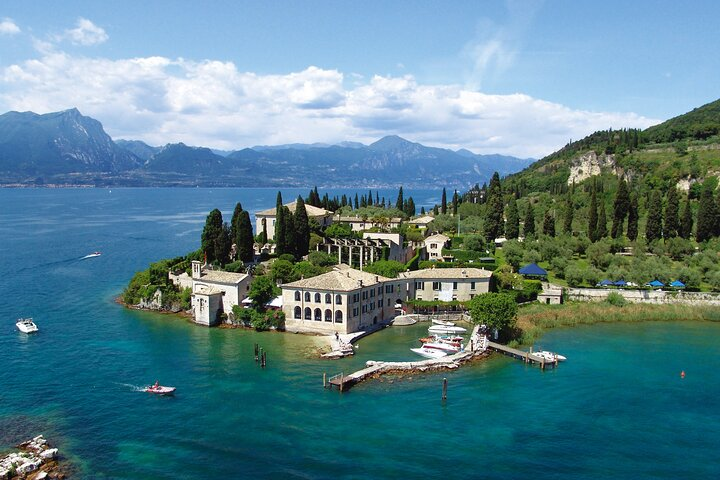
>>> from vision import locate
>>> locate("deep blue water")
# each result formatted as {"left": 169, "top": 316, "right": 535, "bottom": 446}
{"left": 1, "top": 188, "right": 718, "bottom": 479}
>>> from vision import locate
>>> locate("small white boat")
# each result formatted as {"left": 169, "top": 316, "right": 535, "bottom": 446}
{"left": 16, "top": 318, "right": 38, "bottom": 334}
{"left": 410, "top": 346, "right": 448, "bottom": 359}
{"left": 144, "top": 382, "right": 176, "bottom": 395}
{"left": 422, "top": 341, "right": 461, "bottom": 354}
{"left": 82, "top": 252, "right": 102, "bottom": 259}
{"left": 428, "top": 325, "right": 467, "bottom": 335}
{"left": 432, "top": 319, "right": 455, "bottom": 326}
{"left": 534, "top": 350, "right": 567, "bottom": 362}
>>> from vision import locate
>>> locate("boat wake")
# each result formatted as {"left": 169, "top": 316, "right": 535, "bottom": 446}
{"left": 116, "top": 382, "right": 146, "bottom": 392}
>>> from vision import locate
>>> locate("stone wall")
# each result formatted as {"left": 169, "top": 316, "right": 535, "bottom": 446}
{"left": 567, "top": 287, "right": 720, "bottom": 306}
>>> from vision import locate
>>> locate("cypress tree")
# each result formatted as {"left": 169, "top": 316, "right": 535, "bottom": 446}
{"left": 294, "top": 196, "right": 310, "bottom": 258}
{"left": 611, "top": 179, "right": 630, "bottom": 238}
{"left": 433, "top": 205, "right": 439, "bottom": 215}
{"left": 588, "top": 183, "right": 598, "bottom": 242}
{"left": 201, "top": 209, "right": 230, "bottom": 264}
{"left": 484, "top": 172, "right": 504, "bottom": 241}
{"left": 421, "top": 206, "right": 426, "bottom": 215}
{"left": 664, "top": 187, "right": 680, "bottom": 238}
{"left": 260, "top": 218, "right": 268, "bottom": 244}
{"left": 563, "top": 191, "right": 574, "bottom": 234}
{"left": 236, "top": 210, "right": 254, "bottom": 262}
{"left": 452, "top": 190, "right": 459, "bottom": 216}
{"left": 680, "top": 195, "right": 693, "bottom": 239}
{"left": 441, "top": 188, "right": 447, "bottom": 214}
{"left": 396, "top": 187, "right": 404, "bottom": 211}
{"left": 230, "top": 202, "right": 244, "bottom": 245}
{"left": 354, "top": 193, "right": 359, "bottom": 209}
{"left": 597, "top": 198, "right": 608, "bottom": 239}
{"left": 695, "top": 183, "right": 717, "bottom": 242}
{"left": 524, "top": 202, "right": 536, "bottom": 238}
{"left": 627, "top": 193, "right": 639, "bottom": 241}
{"left": 405, "top": 197, "right": 416, "bottom": 217}
{"left": 505, "top": 196, "right": 519, "bottom": 240}
{"left": 368, "top": 189, "right": 373, "bottom": 206}
{"left": 543, "top": 209, "right": 555, "bottom": 237}
{"left": 280, "top": 206, "right": 295, "bottom": 256}
{"left": 645, "top": 190, "right": 663, "bottom": 242}
{"left": 275, "top": 205, "right": 286, "bottom": 252}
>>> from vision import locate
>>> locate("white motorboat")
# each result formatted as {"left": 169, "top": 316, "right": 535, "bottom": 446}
{"left": 428, "top": 325, "right": 467, "bottom": 335}
{"left": 432, "top": 319, "right": 455, "bottom": 326}
{"left": 422, "top": 341, "right": 461, "bottom": 354}
{"left": 410, "top": 346, "right": 448, "bottom": 359}
{"left": 16, "top": 318, "right": 38, "bottom": 334}
{"left": 144, "top": 381, "right": 176, "bottom": 395}
{"left": 82, "top": 252, "right": 102, "bottom": 259}
{"left": 534, "top": 350, "right": 567, "bottom": 362}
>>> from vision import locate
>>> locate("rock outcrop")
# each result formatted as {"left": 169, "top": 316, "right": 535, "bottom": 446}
{"left": 567, "top": 151, "right": 617, "bottom": 185}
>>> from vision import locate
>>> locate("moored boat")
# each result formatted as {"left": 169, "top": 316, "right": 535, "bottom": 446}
{"left": 422, "top": 341, "right": 461, "bottom": 354}
{"left": 16, "top": 318, "right": 38, "bottom": 333}
{"left": 534, "top": 350, "right": 567, "bottom": 362}
{"left": 428, "top": 325, "right": 467, "bottom": 335}
{"left": 431, "top": 319, "right": 455, "bottom": 326}
{"left": 144, "top": 381, "right": 176, "bottom": 395}
{"left": 410, "top": 346, "right": 448, "bottom": 359}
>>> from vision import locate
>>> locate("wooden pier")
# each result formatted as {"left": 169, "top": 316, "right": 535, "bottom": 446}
{"left": 486, "top": 341, "right": 557, "bottom": 369}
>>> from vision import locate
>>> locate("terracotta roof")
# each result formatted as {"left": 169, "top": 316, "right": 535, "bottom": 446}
{"left": 283, "top": 264, "right": 391, "bottom": 291}
{"left": 401, "top": 267, "right": 492, "bottom": 280}
{"left": 255, "top": 201, "right": 333, "bottom": 217}
{"left": 199, "top": 270, "right": 249, "bottom": 284}
{"left": 424, "top": 233, "right": 450, "bottom": 243}
{"left": 408, "top": 215, "right": 435, "bottom": 225}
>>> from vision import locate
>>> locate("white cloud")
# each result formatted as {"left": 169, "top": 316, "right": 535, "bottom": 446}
{"left": 0, "top": 18, "right": 21, "bottom": 35}
{"left": 0, "top": 51, "right": 659, "bottom": 158}
{"left": 62, "top": 18, "right": 108, "bottom": 46}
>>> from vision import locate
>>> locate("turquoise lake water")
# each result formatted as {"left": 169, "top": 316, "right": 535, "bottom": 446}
{"left": 1, "top": 188, "right": 719, "bottom": 479}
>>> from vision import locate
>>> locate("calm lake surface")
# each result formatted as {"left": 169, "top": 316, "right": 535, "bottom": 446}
{"left": 1, "top": 188, "right": 718, "bottom": 479}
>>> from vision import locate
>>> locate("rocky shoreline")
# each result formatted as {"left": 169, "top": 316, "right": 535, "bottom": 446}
{"left": 0, "top": 436, "right": 67, "bottom": 480}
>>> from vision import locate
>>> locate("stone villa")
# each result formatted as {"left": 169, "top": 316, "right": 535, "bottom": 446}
{"left": 255, "top": 201, "right": 334, "bottom": 241}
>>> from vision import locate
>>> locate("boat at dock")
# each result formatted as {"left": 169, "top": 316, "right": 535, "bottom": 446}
{"left": 16, "top": 318, "right": 38, "bottom": 333}
{"left": 431, "top": 319, "right": 455, "bottom": 326}
{"left": 144, "top": 382, "right": 176, "bottom": 395}
{"left": 422, "top": 341, "right": 462, "bottom": 354}
{"left": 533, "top": 351, "right": 567, "bottom": 362}
{"left": 428, "top": 325, "right": 467, "bottom": 335}
{"left": 410, "top": 346, "right": 449, "bottom": 359}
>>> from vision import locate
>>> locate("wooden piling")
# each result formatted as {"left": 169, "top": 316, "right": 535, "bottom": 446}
{"left": 323, "top": 372, "right": 327, "bottom": 388}
{"left": 261, "top": 351, "right": 266, "bottom": 367}
{"left": 340, "top": 373, "right": 344, "bottom": 392}
{"left": 254, "top": 343, "right": 259, "bottom": 362}
{"left": 442, "top": 377, "right": 448, "bottom": 401}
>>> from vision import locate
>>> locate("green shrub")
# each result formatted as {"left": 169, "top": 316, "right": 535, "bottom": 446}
{"left": 605, "top": 292, "right": 627, "bottom": 307}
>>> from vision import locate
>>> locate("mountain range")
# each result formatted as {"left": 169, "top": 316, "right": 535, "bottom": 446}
{"left": 0, "top": 109, "right": 534, "bottom": 188}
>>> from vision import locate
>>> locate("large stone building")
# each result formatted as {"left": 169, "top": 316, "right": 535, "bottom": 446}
{"left": 333, "top": 215, "right": 403, "bottom": 232}
{"left": 190, "top": 261, "right": 252, "bottom": 326}
{"left": 400, "top": 267, "right": 492, "bottom": 302}
{"left": 255, "top": 201, "right": 333, "bottom": 241}
{"left": 281, "top": 264, "right": 407, "bottom": 334}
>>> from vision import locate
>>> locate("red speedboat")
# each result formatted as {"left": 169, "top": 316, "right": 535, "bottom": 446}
{"left": 144, "top": 381, "right": 176, "bottom": 395}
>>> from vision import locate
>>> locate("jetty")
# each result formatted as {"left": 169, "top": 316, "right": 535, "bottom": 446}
{"left": 486, "top": 341, "right": 559, "bottom": 369}
{"left": 325, "top": 326, "right": 488, "bottom": 391}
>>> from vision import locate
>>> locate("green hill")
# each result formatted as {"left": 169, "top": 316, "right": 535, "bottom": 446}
{"left": 503, "top": 98, "right": 720, "bottom": 197}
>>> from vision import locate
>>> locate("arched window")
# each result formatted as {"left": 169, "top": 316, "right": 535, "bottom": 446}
{"left": 314, "top": 308, "right": 322, "bottom": 321}
{"left": 304, "top": 292, "right": 310, "bottom": 302}
{"left": 325, "top": 293, "right": 331, "bottom": 304}
{"left": 335, "top": 310, "right": 343, "bottom": 323}
{"left": 304, "top": 307, "right": 311, "bottom": 320}
{"left": 294, "top": 291, "right": 301, "bottom": 301}
{"left": 325, "top": 309, "right": 332, "bottom": 322}
{"left": 335, "top": 294, "right": 342, "bottom": 305}
{"left": 315, "top": 293, "right": 321, "bottom": 303}
{"left": 294, "top": 306, "right": 301, "bottom": 319}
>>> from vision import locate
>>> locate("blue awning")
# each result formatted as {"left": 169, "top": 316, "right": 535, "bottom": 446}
{"left": 599, "top": 279, "right": 613, "bottom": 286}
{"left": 670, "top": 280, "right": 686, "bottom": 288}
{"left": 646, "top": 280, "right": 664, "bottom": 287}
{"left": 518, "top": 263, "right": 547, "bottom": 276}
{"left": 614, "top": 280, "right": 627, "bottom": 286}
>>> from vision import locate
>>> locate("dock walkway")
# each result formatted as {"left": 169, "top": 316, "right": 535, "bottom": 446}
{"left": 486, "top": 341, "right": 557, "bottom": 369}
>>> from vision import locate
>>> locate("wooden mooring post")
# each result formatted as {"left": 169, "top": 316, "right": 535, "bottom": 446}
{"left": 442, "top": 377, "right": 448, "bottom": 401}
{"left": 323, "top": 372, "right": 327, "bottom": 388}
{"left": 254, "top": 343, "right": 259, "bottom": 362}
{"left": 261, "top": 351, "right": 267, "bottom": 368}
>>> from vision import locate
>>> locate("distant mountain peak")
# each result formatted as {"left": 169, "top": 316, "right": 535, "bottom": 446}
{"left": 369, "top": 135, "right": 417, "bottom": 151}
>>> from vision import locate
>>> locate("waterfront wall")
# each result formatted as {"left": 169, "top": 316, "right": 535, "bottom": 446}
{"left": 567, "top": 288, "right": 720, "bottom": 306}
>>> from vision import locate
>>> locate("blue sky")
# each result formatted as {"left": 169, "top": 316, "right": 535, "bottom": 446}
{"left": 1, "top": 1, "right": 718, "bottom": 158}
